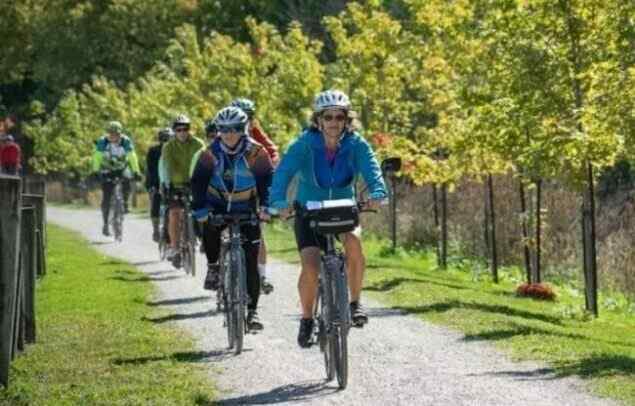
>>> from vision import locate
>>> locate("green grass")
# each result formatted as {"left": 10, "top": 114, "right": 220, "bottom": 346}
{"left": 266, "top": 223, "right": 635, "bottom": 405}
{"left": 0, "top": 225, "right": 216, "bottom": 405}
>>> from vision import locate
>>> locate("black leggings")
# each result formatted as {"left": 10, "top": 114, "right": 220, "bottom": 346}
{"left": 101, "top": 179, "right": 131, "bottom": 224}
{"left": 149, "top": 189, "right": 161, "bottom": 218}
{"left": 202, "top": 221, "right": 261, "bottom": 310}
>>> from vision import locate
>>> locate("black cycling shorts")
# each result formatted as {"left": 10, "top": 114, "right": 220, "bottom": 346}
{"left": 294, "top": 212, "right": 328, "bottom": 252}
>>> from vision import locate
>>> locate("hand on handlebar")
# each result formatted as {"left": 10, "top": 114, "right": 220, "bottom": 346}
{"left": 362, "top": 198, "right": 387, "bottom": 211}
{"left": 258, "top": 208, "right": 271, "bottom": 222}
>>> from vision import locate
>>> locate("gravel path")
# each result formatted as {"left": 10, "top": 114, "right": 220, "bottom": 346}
{"left": 48, "top": 207, "right": 617, "bottom": 405}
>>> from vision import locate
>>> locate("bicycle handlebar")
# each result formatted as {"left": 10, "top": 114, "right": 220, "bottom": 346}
{"left": 208, "top": 212, "right": 259, "bottom": 227}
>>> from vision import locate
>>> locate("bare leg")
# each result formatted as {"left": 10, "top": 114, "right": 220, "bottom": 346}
{"left": 168, "top": 207, "right": 184, "bottom": 249}
{"left": 298, "top": 247, "right": 321, "bottom": 319}
{"left": 343, "top": 232, "right": 365, "bottom": 303}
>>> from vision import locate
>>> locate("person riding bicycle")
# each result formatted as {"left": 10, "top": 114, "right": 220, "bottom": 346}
{"left": 146, "top": 127, "right": 174, "bottom": 242}
{"left": 191, "top": 106, "right": 274, "bottom": 330}
{"left": 161, "top": 114, "right": 206, "bottom": 267}
{"left": 231, "top": 98, "right": 279, "bottom": 295}
{"left": 204, "top": 119, "right": 217, "bottom": 145}
{"left": 269, "top": 89, "right": 387, "bottom": 348}
{"left": 92, "top": 120, "right": 141, "bottom": 236}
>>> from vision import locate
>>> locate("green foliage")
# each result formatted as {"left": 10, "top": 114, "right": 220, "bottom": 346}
{"left": 17, "top": 0, "right": 635, "bottom": 193}
{"left": 27, "top": 20, "right": 323, "bottom": 174}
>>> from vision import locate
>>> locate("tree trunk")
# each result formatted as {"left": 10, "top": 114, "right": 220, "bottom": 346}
{"left": 432, "top": 183, "right": 441, "bottom": 268}
{"left": 440, "top": 182, "right": 448, "bottom": 269}
{"left": 534, "top": 178, "right": 542, "bottom": 283}
{"left": 519, "top": 180, "right": 532, "bottom": 284}
{"left": 487, "top": 173, "right": 499, "bottom": 283}
{"left": 583, "top": 163, "right": 599, "bottom": 316}
{"left": 561, "top": 0, "right": 598, "bottom": 315}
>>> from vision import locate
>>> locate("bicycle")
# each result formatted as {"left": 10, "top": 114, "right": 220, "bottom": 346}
{"left": 297, "top": 198, "right": 370, "bottom": 389}
{"left": 103, "top": 170, "right": 126, "bottom": 242}
{"left": 157, "top": 188, "right": 170, "bottom": 261}
{"left": 168, "top": 187, "right": 197, "bottom": 275}
{"left": 209, "top": 211, "right": 259, "bottom": 355}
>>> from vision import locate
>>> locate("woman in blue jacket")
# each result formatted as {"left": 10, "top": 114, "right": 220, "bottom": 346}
{"left": 269, "top": 90, "right": 387, "bottom": 348}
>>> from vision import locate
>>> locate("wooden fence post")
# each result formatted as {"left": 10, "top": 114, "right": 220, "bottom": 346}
{"left": 20, "top": 205, "right": 37, "bottom": 344}
{"left": 23, "top": 193, "right": 47, "bottom": 277}
{"left": 0, "top": 175, "right": 22, "bottom": 388}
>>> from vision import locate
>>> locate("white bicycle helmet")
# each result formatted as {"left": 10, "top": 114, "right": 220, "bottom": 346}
{"left": 230, "top": 98, "right": 256, "bottom": 116}
{"left": 214, "top": 106, "right": 249, "bottom": 129}
{"left": 158, "top": 127, "right": 174, "bottom": 142}
{"left": 172, "top": 114, "right": 191, "bottom": 128}
{"left": 313, "top": 90, "right": 351, "bottom": 113}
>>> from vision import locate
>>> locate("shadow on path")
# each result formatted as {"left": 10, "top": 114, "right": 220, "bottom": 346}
{"left": 112, "top": 349, "right": 238, "bottom": 366}
{"left": 90, "top": 241, "right": 112, "bottom": 246}
{"left": 132, "top": 260, "right": 161, "bottom": 266}
{"left": 212, "top": 380, "right": 338, "bottom": 405}
{"left": 142, "top": 309, "right": 218, "bottom": 323}
{"left": 146, "top": 295, "right": 210, "bottom": 307}
{"left": 468, "top": 367, "right": 557, "bottom": 381}
{"left": 392, "top": 300, "right": 562, "bottom": 325}
{"left": 109, "top": 275, "right": 183, "bottom": 282}
{"left": 364, "top": 276, "right": 469, "bottom": 292}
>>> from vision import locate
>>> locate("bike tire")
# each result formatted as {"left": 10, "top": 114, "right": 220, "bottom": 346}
{"left": 180, "top": 216, "right": 191, "bottom": 275}
{"left": 113, "top": 184, "right": 124, "bottom": 242}
{"left": 232, "top": 246, "right": 246, "bottom": 355}
{"left": 320, "top": 269, "right": 336, "bottom": 382}
{"left": 222, "top": 249, "right": 234, "bottom": 349}
{"left": 332, "top": 263, "right": 350, "bottom": 389}
{"left": 187, "top": 218, "right": 197, "bottom": 276}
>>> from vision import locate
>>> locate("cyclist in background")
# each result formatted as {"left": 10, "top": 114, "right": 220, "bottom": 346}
{"left": 92, "top": 121, "right": 141, "bottom": 236}
{"left": 268, "top": 90, "right": 387, "bottom": 348}
{"left": 161, "top": 114, "right": 206, "bottom": 266}
{"left": 231, "top": 98, "right": 279, "bottom": 294}
{"left": 146, "top": 127, "right": 173, "bottom": 242}
{"left": 204, "top": 119, "right": 217, "bottom": 145}
{"left": 191, "top": 106, "right": 273, "bottom": 330}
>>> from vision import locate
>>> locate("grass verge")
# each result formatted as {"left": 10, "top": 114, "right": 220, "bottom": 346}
{"left": 0, "top": 224, "right": 215, "bottom": 405}
{"left": 266, "top": 222, "right": 635, "bottom": 405}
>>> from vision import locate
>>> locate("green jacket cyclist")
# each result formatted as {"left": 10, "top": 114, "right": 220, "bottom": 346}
{"left": 91, "top": 120, "right": 141, "bottom": 236}
{"left": 160, "top": 114, "right": 206, "bottom": 267}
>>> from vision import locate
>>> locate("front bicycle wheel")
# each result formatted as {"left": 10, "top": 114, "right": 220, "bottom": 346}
{"left": 187, "top": 217, "right": 197, "bottom": 276}
{"left": 222, "top": 249, "right": 234, "bottom": 349}
{"left": 332, "top": 261, "right": 350, "bottom": 389}
{"left": 319, "top": 270, "right": 335, "bottom": 382}
{"left": 231, "top": 246, "right": 246, "bottom": 355}
{"left": 113, "top": 185, "right": 124, "bottom": 242}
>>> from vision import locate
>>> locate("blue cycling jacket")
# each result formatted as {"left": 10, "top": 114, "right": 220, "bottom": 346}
{"left": 269, "top": 128, "right": 387, "bottom": 209}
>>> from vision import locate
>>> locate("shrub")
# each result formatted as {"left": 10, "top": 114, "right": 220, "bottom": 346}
{"left": 516, "top": 283, "right": 557, "bottom": 301}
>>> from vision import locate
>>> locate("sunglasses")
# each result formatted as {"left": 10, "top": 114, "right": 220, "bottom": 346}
{"left": 217, "top": 124, "right": 245, "bottom": 134}
{"left": 174, "top": 127, "right": 189, "bottom": 133}
{"left": 322, "top": 113, "right": 347, "bottom": 122}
